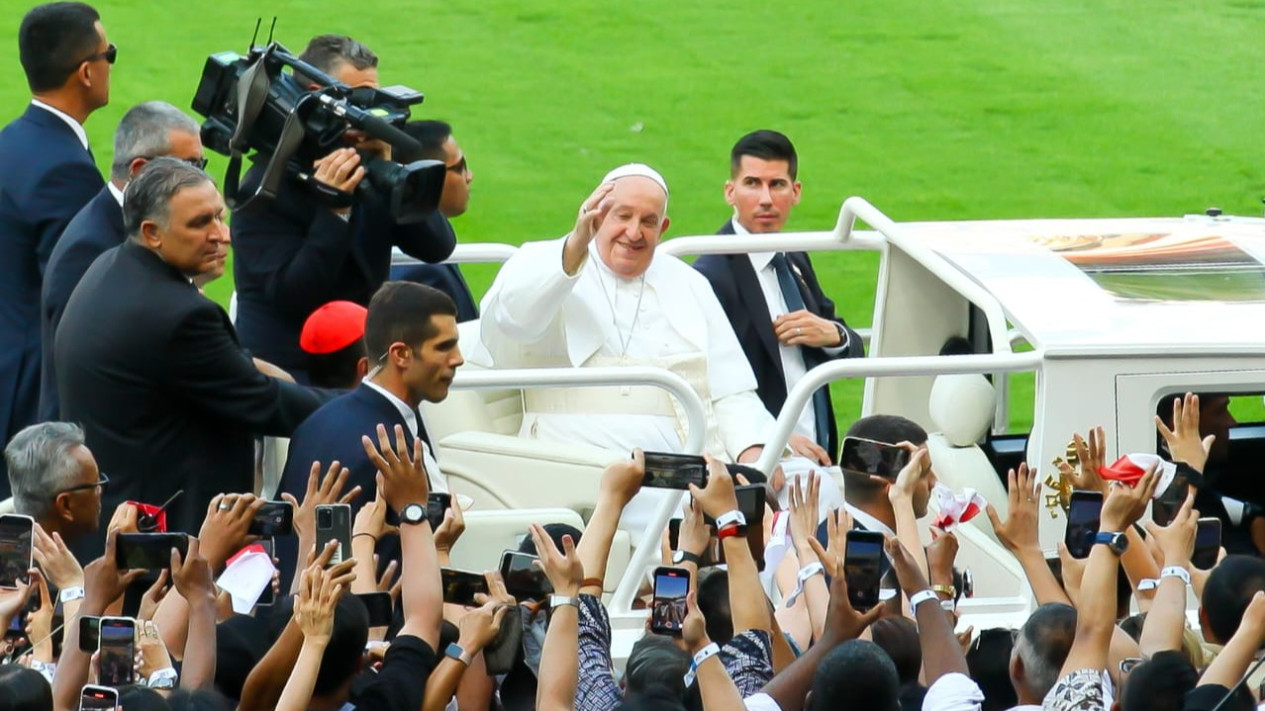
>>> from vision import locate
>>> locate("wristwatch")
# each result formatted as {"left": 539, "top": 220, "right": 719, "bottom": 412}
{"left": 445, "top": 642, "right": 473, "bottom": 665}
{"left": 1093, "top": 531, "right": 1129, "bottom": 555}
{"left": 400, "top": 503, "right": 426, "bottom": 526}
{"left": 833, "top": 322, "right": 847, "bottom": 347}
{"left": 672, "top": 550, "right": 705, "bottom": 566}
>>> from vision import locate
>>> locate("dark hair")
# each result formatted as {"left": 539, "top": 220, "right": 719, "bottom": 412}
{"left": 730, "top": 130, "right": 798, "bottom": 180}
{"left": 697, "top": 568, "right": 733, "bottom": 645}
{"left": 809, "top": 640, "right": 900, "bottom": 711}
{"left": 314, "top": 594, "right": 370, "bottom": 695}
{"left": 306, "top": 339, "right": 366, "bottom": 390}
{"left": 0, "top": 664, "right": 53, "bottom": 710}
{"left": 1015, "top": 603, "right": 1077, "bottom": 701}
{"left": 19, "top": 2, "right": 101, "bottom": 92}
{"left": 1119, "top": 651, "right": 1197, "bottom": 711}
{"left": 167, "top": 689, "right": 234, "bottom": 711}
{"left": 617, "top": 686, "right": 690, "bottom": 711}
{"left": 118, "top": 685, "right": 172, "bottom": 711}
{"left": 517, "top": 523, "right": 582, "bottom": 555}
{"left": 123, "top": 157, "right": 213, "bottom": 238}
{"left": 1120, "top": 612, "right": 1146, "bottom": 642}
{"left": 1202, "top": 555, "right": 1265, "bottom": 644}
{"left": 842, "top": 415, "right": 928, "bottom": 498}
{"left": 870, "top": 617, "right": 922, "bottom": 685}
{"left": 297, "top": 34, "right": 377, "bottom": 85}
{"left": 364, "top": 282, "right": 457, "bottom": 360}
{"left": 625, "top": 635, "right": 700, "bottom": 710}
{"left": 399, "top": 121, "right": 453, "bottom": 164}
{"left": 966, "top": 628, "right": 1018, "bottom": 711}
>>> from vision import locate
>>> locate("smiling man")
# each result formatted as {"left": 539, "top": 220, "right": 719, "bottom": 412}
{"left": 54, "top": 158, "right": 325, "bottom": 560}
{"left": 478, "top": 164, "right": 822, "bottom": 526}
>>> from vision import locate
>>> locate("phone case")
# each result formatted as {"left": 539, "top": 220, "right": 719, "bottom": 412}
{"left": 315, "top": 505, "right": 352, "bottom": 566}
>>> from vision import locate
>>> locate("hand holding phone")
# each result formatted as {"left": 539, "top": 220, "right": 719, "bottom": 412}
{"left": 356, "top": 591, "right": 394, "bottom": 627}
{"left": 427, "top": 493, "right": 452, "bottom": 529}
{"left": 1064, "top": 491, "right": 1103, "bottom": 559}
{"left": 0, "top": 514, "right": 34, "bottom": 588}
{"left": 441, "top": 569, "right": 490, "bottom": 606}
{"left": 315, "top": 504, "right": 352, "bottom": 567}
{"left": 844, "top": 530, "right": 884, "bottom": 611}
{"left": 249, "top": 501, "right": 295, "bottom": 537}
{"left": 1192, "top": 518, "right": 1222, "bottom": 570}
{"left": 839, "top": 437, "right": 911, "bottom": 480}
{"left": 115, "top": 533, "right": 189, "bottom": 571}
{"left": 651, "top": 567, "right": 690, "bottom": 636}
{"left": 499, "top": 551, "right": 553, "bottom": 600}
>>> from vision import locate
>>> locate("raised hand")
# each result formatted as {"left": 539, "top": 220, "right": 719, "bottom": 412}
{"left": 678, "top": 498, "right": 710, "bottom": 559}
{"left": 884, "top": 446, "right": 929, "bottom": 505}
{"left": 283, "top": 460, "right": 360, "bottom": 541}
{"left": 688, "top": 456, "right": 739, "bottom": 520}
{"left": 530, "top": 523, "right": 584, "bottom": 597}
{"left": 137, "top": 570, "right": 170, "bottom": 622}
{"left": 105, "top": 502, "right": 140, "bottom": 536}
{"left": 32, "top": 523, "right": 82, "bottom": 591}
{"left": 198, "top": 493, "right": 266, "bottom": 570}
{"left": 1155, "top": 393, "right": 1214, "bottom": 473}
{"left": 821, "top": 555, "right": 885, "bottom": 644}
{"left": 294, "top": 564, "right": 346, "bottom": 645}
{"left": 788, "top": 473, "right": 821, "bottom": 554}
{"left": 926, "top": 529, "right": 959, "bottom": 586}
{"left": 353, "top": 483, "right": 396, "bottom": 543}
{"left": 1060, "top": 427, "right": 1107, "bottom": 494}
{"left": 457, "top": 597, "right": 510, "bottom": 653}
{"left": 171, "top": 537, "right": 215, "bottom": 604}
{"left": 682, "top": 590, "right": 711, "bottom": 653}
{"left": 985, "top": 463, "right": 1042, "bottom": 554}
{"left": 600, "top": 450, "right": 646, "bottom": 509}
{"left": 362, "top": 424, "right": 429, "bottom": 512}
{"left": 807, "top": 507, "right": 852, "bottom": 579}
{"left": 885, "top": 536, "right": 931, "bottom": 599}
{"left": 1142, "top": 490, "right": 1198, "bottom": 567}
{"left": 83, "top": 527, "right": 148, "bottom": 608}
{"left": 568, "top": 183, "right": 615, "bottom": 253}
{"left": 433, "top": 496, "right": 466, "bottom": 557}
{"left": 1101, "top": 465, "right": 1159, "bottom": 532}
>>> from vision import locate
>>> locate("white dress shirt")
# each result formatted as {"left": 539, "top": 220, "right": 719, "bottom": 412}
{"left": 31, "top": 99, "right": 88, "bottom": 150}
{"left": 844, "top": 502, "right": 896, "bottom": 538}
{"left": 733, "top": 219, "right": 846, "bottom": 445}
{"left": 361, "top": 379, "right": 449, "bottom": 493}
{"left": 107, "top": 181, "right": 124, "bottom": 207}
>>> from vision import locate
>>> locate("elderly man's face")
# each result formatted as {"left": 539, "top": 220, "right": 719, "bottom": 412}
{"left": 141, "top": 181, "right": 231, "bottom": 280}
{"left": 594, "top": 176, "right": 670, "bottom": 280}
{"left": 55, "top": 445, "right": 103, "bottom": 535}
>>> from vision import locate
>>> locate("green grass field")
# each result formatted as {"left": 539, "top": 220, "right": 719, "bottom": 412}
{"left": 5, "top": 0, "right": 1265, "bottom": 429}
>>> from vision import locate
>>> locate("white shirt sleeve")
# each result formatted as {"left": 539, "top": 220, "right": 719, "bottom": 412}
{"left": 922, "top": 672, "right": 985, "bottom": 711}
{"left": 481, "top": 236, "right": 582, "bottom": 345}
{"left": 743, "top": 693, "right": 783, "bottom": 711}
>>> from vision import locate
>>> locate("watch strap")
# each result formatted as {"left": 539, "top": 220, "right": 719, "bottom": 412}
{"left": 674, "top": 550, "right": 705, "bottom": 567}
{"left": 714, "top": 510, "right": 747, "bottom": 529}
{"left": 445, "top": 642, "right": 471, "bottom": 665}
{"left": 784, "top": 562, "right": 825, "bottom": 608}
{"left": 931, "top": 583, "right": 956, "bottom": 598}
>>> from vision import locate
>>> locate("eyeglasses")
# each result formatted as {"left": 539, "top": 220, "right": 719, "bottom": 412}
{"left": 1119, "top": 657, "right": 1144, "bottom": 675}
{"left": 81, "top": 43, "right": 118, "bottom": 65}
{"left": 446, "top": 156, "right": 469, "bottom": 175}
{"left": 139, "top": 155, "right": 209, "bottom": 171}
{"left": 57, "top": 471, "right": 109, "bottom": 496}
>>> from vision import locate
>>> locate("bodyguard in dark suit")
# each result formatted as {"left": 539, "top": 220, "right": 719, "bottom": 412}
{"left": 695, "top": 131, "right": 863, "bottom": 459}
{"left": 39, "top": 100, "right": 206, "bottom": 421}
{"left": 0, "top": 3, "right": 111, "bottom": 490}
{"left": 276, "top": 281, "right": 463, "bottom": 586}
{"left": 56, "top": 159, "right": 325, "bottom": 559}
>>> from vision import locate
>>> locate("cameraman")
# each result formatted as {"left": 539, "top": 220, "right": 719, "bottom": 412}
{"left": 230, "top": 35, "right": 455, "bottom": 379}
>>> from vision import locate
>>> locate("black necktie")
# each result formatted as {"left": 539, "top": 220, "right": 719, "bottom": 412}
{"left": 772, "top": 253, "right": 832, "bottom": 450}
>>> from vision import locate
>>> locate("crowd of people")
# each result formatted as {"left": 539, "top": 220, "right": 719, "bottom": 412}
{"left": 1, "top": 3, "right": 1264, "bottom": 711}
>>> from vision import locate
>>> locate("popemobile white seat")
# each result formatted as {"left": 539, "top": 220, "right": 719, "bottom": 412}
{"left": 925, "top": 373, "right": 1009, "bottom": 528}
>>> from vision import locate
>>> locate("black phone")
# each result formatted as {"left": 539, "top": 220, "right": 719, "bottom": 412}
{"left": 315, "top": 504, "right": 352, "bottom": 567}
{"left": 1192, "top": 517, "right": 1222, "bottom": 570}
{"left": 844, "top": 530, "right": 885, "bottom": 611}
{"left": 0, "top": 514, "right": 34, "bottom": 588}
{"left": 115, "top": 533, "right": 188, "bottom": 570}
{"left": 839, "top": 437, "right": 910, "bottom": 480}
{"left": 500, "top": 550, "right": 553, "bottom": 600}
{"left": 427, "top": 493, "right": 452, "bottom": 530}
{"left": 79, "top": 615, "right": 101, "bottom": 653}
{"left": 256, "top": 538, "right": 276, "bottom": 607}
{"left": 249, "top": 501, "right": 294, "bottom": 537}
{"left": 642, "top": 452, "right": 709, "bottom": 490}
{"left": 1151, "top": 470, "right": 1190, "bottom": 527}
{"left": 668, "top": 518, "right": 682, "bottom": 551}
{"left": 356, "top": 591, "right": 394, "bottom": 627}
{"left": 97, "top": 617, "right": 135, "bottom": 687}
{"left": 441, "top": 568, "right": 489, "bottom": 606}
{"left": 1064, "top": 490, "right": 1104, "bottom": 559}
{"left": 702, "top": 484, "right": 766, "bottom": 527}
{"left": 79, "top": 685, "right": 119, "bottom": 710}
{"left": 651, "top": 566, "right": 690, "bottom": 636}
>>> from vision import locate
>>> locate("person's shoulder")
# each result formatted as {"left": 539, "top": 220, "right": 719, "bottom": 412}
{"left": 295, "top": 386, "right": 391, "bottom": 433}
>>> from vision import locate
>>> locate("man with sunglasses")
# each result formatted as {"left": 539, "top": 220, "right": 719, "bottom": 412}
{"left": 0, "top": 2, "right": 111, "bottom": 493}
{"left": 39, "top": 101, "right": 206, "bottom": 421}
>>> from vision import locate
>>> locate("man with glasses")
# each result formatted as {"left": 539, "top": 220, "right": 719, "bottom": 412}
{"left": 230, "top": 34, "right": 456, "bottom": 382}
{"left": 4, "top": 422, "right": 106, "bottom": 546}
{"left": 39, "top": 101, "right": 206, "bottom": 420}
{"left": 0, "top": 2, "right": 111, "bottom": 493}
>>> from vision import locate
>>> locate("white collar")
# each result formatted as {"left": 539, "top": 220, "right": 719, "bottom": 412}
{"left": 732, "top": 218, "right": 780, "bottom": 271}
{"left": 361, "top": 379, "right": 418, "bottom": 437}
{"left": 843, "top": 502, "right": 897, "bottom": 538}
{"left": 107, "top": 181, "right": 124, "bottom": 207}
{"left": 31, "top": 99, "right": 88, "bottom": 150}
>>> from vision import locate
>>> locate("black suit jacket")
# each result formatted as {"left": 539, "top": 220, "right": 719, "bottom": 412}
{"left": 56, "top": 240, "right": 325, "bottom": 559}
{"left": 230, "top": 165, "right": 457, "bottom": 373}
{"left": 39, "top": 186, "right": 125, "bottom": 420}
{"left": 0, "top": 105, "right": 103, "bottom": 489}
{"left": 694, "top": 219, "right": 863, "bottom": 455}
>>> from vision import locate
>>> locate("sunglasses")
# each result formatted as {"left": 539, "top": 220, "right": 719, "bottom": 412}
{"left": 82, "top": 43, "right": 118, "bottom": 65}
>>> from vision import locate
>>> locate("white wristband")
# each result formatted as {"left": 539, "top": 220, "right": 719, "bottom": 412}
{"left": 910, "top": 589, "right": 939, "bottom": 609}
{"left": 683, "top": 642, "right": 721, "bottom": 687}
{"left": 1161, "top": 565, "right": 1192, "bottom": 585}
{"left": 784, "top": 562, "right": 825, "bottom": 608}
{"left": 550, "top": 594, "right": 579, "bottom": 610}
{"left": 58, "top": 586, "right": 85, "bottom": 603}
{"left": 714, "top": 510, "right": 747, "bottom": 529}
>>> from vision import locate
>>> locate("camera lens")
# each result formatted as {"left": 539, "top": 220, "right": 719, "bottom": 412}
{"left": 317, "top": 509, "right": 332, "bottom": 528}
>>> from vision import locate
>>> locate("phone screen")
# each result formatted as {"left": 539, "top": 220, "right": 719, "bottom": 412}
{"left": 256, "top": 539, "right": 276, "bottom": 607}
{"left": 427, "top": 493, "right": 452, "bottom": 530}
{"left": 839, "top": 437, "right": 910, "bottom": 479}
{"left": 651, "top": 567, "right": 690, "bottom": 636}
{"left": 1151, "top": 471, "right": 1190, "bottom": 527}
{"left": 500, "top": 551, "right": 553, "bottom": 600}
{"left": 116, "top": 533, "right": 188, "bottom": 570}
{"left": 642, "top": 452, "right": 709, "bottom": 490}
{"left": 249, "top": 502, "right": 294, "bottom": 537}
{"left": 1192, "top": 518, "right": 1222, "bottom": 570}
{"left": 97, "top": 618, "right": 135, "bottom": 687}
{"left": 0, "top": 515, "right": 34, "bottom": 588}
{"left": 441, "top": 568, "right": 489, "bottom": 606}
{"left": 79, "top": 615, "right": 101, "bottom": 653}
{"left": 79, "top": 685, "right": 119, "bottom": 711}
{"left": 1064, "top": 491, "right": 1103, "bottom": 559}
{"left": 315, "top": 504, "right": 352, "bottom": 567}
{"left": 356, "top": 592, "right": 394, "bottom": 627}
{"left": 844, "top": 531, "right": 884, "bottom": 611}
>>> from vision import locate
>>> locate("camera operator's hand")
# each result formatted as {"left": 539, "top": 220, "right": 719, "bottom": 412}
{"left": 313, "top": 147, "right": 366, "bottom": 215}
{"left": 563, "top": 182, "right": 615, "bottom": 275}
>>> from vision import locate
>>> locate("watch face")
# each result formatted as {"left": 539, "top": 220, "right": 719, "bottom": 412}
{"left": 672, "top": 551, "right": 684, "bottom": 564}
{"left": 403, "top": 504, "right": 425, "bottom": 523}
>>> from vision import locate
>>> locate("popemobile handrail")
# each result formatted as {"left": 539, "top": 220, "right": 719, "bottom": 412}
{"left": 445, "top": 366, "right": 706, "bottom": 614}
{"left": 391, "top": 241, "right": 519, "bottom": 266}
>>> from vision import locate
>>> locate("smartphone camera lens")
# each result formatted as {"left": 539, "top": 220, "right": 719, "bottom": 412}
{"left": 317, "top": 509, "right": 332, "bottom": 529}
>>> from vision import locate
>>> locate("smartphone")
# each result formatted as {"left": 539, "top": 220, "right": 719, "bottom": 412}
{"left": 499, "top": 550, "right": 554, "bottom": 600}
{"left": 97, "top": 617, "right": 135, "bottom": 687}
{"left": 642, "top": 452, "right": 709, "bottom": 490}
{"left": 839, "top": 437, "right": 911, "bottom": 480}
{"left": 668, "top": 518, "right": 682, "bottom": 551}
{"left": 441, "top": 568, "right": 489, "bottom": 606}
{"left": 315, "top": 504, "right": 352, "bottom": 567}
{"left": 115, "top": 533, "right": 188, "bottom": 570}
{"left": 257, "top": 538, "right": 276, "bottom": 607}
{"left": 1193, "top": 517, "right": 1222, "bottom": 570}
{"left": 79, "top": 615, "right": 101, "bottom": 653}
{"left": 844, "top": 530, "right": 885, "bottom": 611}
{"left": 1064, "top": 490, "right": 1104, "bottom": 559}
{"left": 0, "top": 514, "right": 34, "bottom": 588}
{"left": 651, "top": 566, "right": 691, "bottom": 636}
{"left": 79, "top": 685, "right": 119, "bottom": 710}
{"left": 4, "top": 605, "right": 24, "bottom": 640}
{"left": 248, "top": 501, "right": 294, "bottom": 537}
{"left": 356, "top": 591, "right": 394, "bottom": 627}
{"left": 1151, "top": 470, "right": 1190, "bottom": 527}
{"left": 427, "top": 493, "right": 452, "bottom": 530}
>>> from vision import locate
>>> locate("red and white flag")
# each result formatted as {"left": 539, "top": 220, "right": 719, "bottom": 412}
{"left": 931, "top": 483, "right": 987, "bottom": 531}
{"left": 1098, "top": 454, "right": 1176, "bottom": 498}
